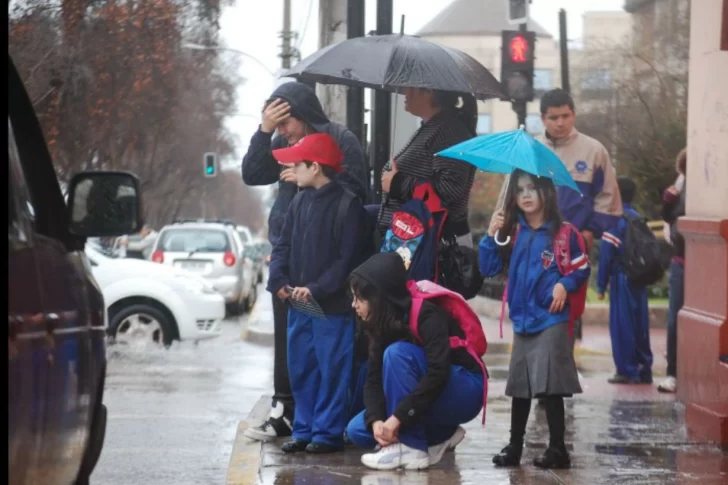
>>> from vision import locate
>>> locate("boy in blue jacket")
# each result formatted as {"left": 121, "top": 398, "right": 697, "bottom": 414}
{"left": 597, "top": 177, "right": 653, "bottom": 384}
{"left": 267, "top": 133, "right": 363, "bottom": 454}
{"left": 480, "top": 170, "right": 590, "bottom": 469}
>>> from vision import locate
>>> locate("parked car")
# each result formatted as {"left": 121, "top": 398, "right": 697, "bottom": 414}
{"left": 150, "top": 219, "right": 257, "bottom": 315}
{"left": 243, "top": 242, "right": 265, "bottom": 285}
{"left": 9, "top": 54, "right": 143, "bottom": 485}
{"left": 235, "top": 224, "right": 254, "bottom": 247}
{"left": 85, "top": 245, "right": 225, "bottom": 347}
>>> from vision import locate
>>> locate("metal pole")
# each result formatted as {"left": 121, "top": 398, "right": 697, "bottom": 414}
{"left": 371, "top": 0, "right": 393, "bottom": 204}
{"left": 347, "top": 0, "right": 365, "bottom": 147}
{"left": 512, "top": 22, "right": 528, "bottom": 128}
{"left": 559, "top": 8, "right": 571, "bottom": 94}
{"left": 281, "top": 0, "right": 292, "bottom": 69}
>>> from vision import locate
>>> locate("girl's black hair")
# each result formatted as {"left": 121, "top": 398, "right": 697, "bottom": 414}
{"left": 499, "top": 169, "right": 563, "bottom": 264}
{"left": 347, "top": 272, "right": 412, "bottom": 352}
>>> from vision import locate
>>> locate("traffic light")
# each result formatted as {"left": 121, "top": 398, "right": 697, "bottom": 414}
{"left": 203, "top": 152, "right": 217, "bottom": 178}
{"left": 500, "top": 30, "right": 536, "bottom": 103}
{"left": 507, "top": 0, "right": 529, "bottom": 25}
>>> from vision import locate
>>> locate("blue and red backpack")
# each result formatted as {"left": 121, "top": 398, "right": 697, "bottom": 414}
{"left": 380, "top": 183, "right": 447, "bottom": 282}
{"left": 407, "top": 279, "right": 489, "bottom": 425}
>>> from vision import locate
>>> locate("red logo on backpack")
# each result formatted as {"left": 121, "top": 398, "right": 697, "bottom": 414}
{"left": 407, "top": 280, "right": 489, "bottom": 425}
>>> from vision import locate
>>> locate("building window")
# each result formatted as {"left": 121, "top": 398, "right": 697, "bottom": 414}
{"left": 526, "top": 114, "right": 544, "bottom": 135}
{"left": 581, "top": 70, "right": 611, "bottom": 91}
{"left": 476, "top": 114, "right": 492, "bottom": 135}
{"left": 533, "top": 69, "right": 552, "bottom": 96}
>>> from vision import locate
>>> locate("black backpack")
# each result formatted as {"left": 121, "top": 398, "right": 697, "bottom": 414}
{"left": 621, "top": 212, "right": 665, "bottom": 287}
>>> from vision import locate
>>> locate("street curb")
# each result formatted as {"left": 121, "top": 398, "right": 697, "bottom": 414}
{"left": 240, "top": 326, "right": 274, "bottom": 346}
{"left": 226, "top": 396, "right": 270, "bottom": 485}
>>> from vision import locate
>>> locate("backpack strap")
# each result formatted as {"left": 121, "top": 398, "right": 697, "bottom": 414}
{"left": 554, "top": 223, "right": 587, "bottom": 275}
{"left": 413, "top": 183, "right": 445, "bottom": 215}
{"left": 333, "top": 189, "right": 356, "bottom": 250}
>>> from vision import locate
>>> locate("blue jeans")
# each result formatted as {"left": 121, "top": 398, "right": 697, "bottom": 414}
{"left": 346, "top": 342, "right": 484, "bottom": 452}
{"left": 287, "top": 309, "right": 354, "bottom": 446}
{"left": 666, "top": 261, "right": 684, "bottom": 378}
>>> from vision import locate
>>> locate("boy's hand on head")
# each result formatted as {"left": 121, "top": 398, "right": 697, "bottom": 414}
{"left": 487, "top": 210, "right": 505, "bottom": 237}
{"left": 292, "top": 287, "right": 312, "bottom": 302}
{"left": 550, "top": 282, "right": 568, "bottom": 313}
{"left": 261, "top": 98, "right": 290, "bottom": 133}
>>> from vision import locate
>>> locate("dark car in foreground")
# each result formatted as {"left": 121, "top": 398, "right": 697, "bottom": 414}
{"left": 8, "top": 53, "right": 144, "bottom": 485}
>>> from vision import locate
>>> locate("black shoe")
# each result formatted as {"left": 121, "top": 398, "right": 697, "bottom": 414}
{"left": 305, "top": 442, "right": 344, "bottom": 454}
{"left": 533, "top": 446, "right": 571, "bottom": 469}
{"left": 607, "top": 373, "right": 641, "bottom": 384}
{"left": 281, "top": 440, "right": 309, "bottom": 453}
{"left": 492, "top": 443, "right": 523, "bottom": 467}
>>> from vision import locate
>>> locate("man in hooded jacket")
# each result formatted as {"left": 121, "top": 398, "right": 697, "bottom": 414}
{"left": 242, "top": 81, "right": 368, "bottom": 441}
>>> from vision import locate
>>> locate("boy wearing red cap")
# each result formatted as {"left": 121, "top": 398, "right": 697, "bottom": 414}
{"left": 267, "top": 133, "right": 364, "bottom": 454}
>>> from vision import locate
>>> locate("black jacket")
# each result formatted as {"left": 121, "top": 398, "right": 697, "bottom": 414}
{"left": 351, "top": 253, "right": 482, "bottom": 430}
{"left": 241, "top": 82, "right": 368, "bottom": 246}
{"left": 267, "top": 182, "right": 364, "bottom": 314}
{"left": 661, "top": 181, "right": 686, "bottom": 259}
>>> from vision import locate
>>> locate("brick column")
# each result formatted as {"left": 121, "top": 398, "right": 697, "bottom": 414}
{"left": 678, "top": 0, "right": 728, "bottom": 445}
{"left": 677, "top": 218, "right": 728, "bottom": 444}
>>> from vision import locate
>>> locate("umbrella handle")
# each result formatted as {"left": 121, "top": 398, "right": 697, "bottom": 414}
{"left": 494, "top": 230, "right": 511, "bottom": 247}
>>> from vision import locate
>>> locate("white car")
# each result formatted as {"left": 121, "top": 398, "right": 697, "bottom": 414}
{"left": 85, "top": 245, "right": 225, "bottom": 347}
{"left": 150, "top": 220, "right": 258, "bottom": 315}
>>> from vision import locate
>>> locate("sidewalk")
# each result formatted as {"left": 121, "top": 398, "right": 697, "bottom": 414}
{"left": 231, "top": 299, "right": 726, "bottom": 485}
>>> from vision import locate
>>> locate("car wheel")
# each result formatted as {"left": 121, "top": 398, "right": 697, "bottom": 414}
{"left": 108, "top": 304, "right": 174, "bottom": 348}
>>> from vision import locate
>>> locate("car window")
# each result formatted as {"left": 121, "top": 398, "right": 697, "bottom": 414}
{"left": 236, "top": 230, "right": 250, "bottom": 244}
{"left": 8, "top": 119, "right": 36, "bottom": 243}
{"left": 157, "top": 229, "right": 231, "bottom": 253}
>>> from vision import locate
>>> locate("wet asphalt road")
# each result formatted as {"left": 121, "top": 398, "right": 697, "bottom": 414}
{"left": 94, "top": 302, "right": 268, "bottom": 485}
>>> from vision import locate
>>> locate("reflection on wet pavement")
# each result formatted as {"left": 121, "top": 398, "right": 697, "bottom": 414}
{"left": 95, "top": 315, "right": 269, "bottom": 485}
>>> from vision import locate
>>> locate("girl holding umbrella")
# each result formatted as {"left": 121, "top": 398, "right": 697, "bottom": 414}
{"left": 440, "top": 130, "right": 590, "bottom": 469}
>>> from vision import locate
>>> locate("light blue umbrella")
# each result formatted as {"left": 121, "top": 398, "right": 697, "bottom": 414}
{"left": 437, "top": 128, "right": 582, "bottom": 245}
{"left": 437, "top": 128, "right": 581, "bottom": 193}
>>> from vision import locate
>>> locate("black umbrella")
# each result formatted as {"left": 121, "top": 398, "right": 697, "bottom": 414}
{"left": 282, "top": 34, "right": 505, "bottom": 101}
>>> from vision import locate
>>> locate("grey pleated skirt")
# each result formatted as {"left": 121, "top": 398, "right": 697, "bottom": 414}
{"left": 505, "top": 321, "right": 583, "bottom": 399}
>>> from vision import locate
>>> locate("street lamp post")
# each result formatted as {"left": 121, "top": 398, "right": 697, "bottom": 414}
{"left": 181, "top": 43, "right": 278, "bottom": 78}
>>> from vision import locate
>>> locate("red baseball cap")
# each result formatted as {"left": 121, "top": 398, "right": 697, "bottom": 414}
{"left": 272, "top": 133, "right": 344, "bottom": 173}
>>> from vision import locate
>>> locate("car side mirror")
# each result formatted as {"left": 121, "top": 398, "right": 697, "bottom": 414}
{"left": 67, "top": 171, "right": 143, "bottom": 238}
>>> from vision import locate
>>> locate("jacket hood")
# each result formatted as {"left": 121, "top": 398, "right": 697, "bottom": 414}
{"left": 267, "top": 82, "right": 330, "bottom": 133}
{"left": 351, "top": 253, "right": 411, "bottom": 309}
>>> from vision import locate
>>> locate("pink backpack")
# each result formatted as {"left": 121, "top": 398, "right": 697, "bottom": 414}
{"left": 407, "top": 280, "right": 489, "bottom": 425}
{"left": 498, "top": 222, "right": 589, "bottom": 339}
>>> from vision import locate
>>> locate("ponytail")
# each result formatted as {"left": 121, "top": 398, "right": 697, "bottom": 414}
{"left": 432, "top": 90, "right": 478, "bottom": 136}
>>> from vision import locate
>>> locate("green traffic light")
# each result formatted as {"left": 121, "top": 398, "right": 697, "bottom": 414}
{"left": 206, "top": 166, "right": 214, "bottom": 174}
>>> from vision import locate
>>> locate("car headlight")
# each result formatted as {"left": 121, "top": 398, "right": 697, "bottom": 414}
{"left": 175, "top": 275, "right": 218, "bottom": 295}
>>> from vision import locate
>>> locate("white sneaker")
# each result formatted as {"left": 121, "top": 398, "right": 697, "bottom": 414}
{"left": 361, "top": 443, "right": 430, "bottom": 470}
{"left": 427, "top": 426, "right": 466, "bottom": 466}
{"left": 657, "top": 376, "right": 677, "bottom": 393}
{"left": 243, "top": 401, "right": 292, "bottom": 442}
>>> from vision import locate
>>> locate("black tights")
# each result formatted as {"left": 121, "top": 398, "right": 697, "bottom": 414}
{"left": 510, "top": 397, "right": 566, "bottom": 450}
